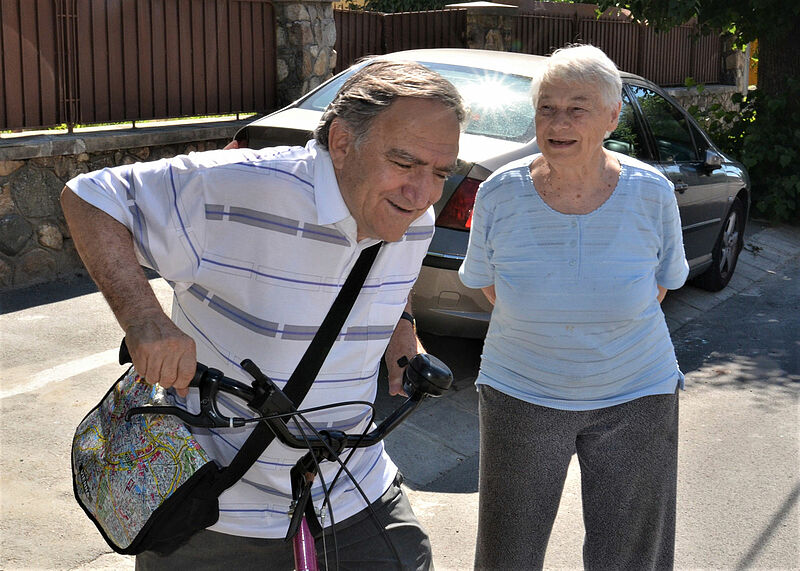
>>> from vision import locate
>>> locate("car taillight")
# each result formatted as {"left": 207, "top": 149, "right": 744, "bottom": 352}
{"left": 436, "top": 177, "right": 481, "bottom": 231}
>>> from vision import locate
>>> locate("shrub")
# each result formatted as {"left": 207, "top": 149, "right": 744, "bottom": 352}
{"left": 688, "top": 80, "right": 800, "bottom": 224}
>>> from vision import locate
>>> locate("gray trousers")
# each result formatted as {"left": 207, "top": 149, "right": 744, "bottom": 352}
{"left": 475, "top": 385, "right": 679, "bottom": 571}
{"left": 136, "top": 474, "right": 432, "bottom": 571}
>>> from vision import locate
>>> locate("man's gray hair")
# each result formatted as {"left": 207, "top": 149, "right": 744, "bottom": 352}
{"left": 530, "top": 44, "right": 622, "bottom": 111}
{"left": 315, "top": 59, "right": 467, "bottom": 150}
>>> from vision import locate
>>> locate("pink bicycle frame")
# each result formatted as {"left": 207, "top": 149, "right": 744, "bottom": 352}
{"left": 292, "top": 516, "right": 319, "bottom": 571}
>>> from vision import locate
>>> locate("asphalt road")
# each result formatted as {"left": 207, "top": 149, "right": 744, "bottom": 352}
{"left": 1, "top": 223, "right": 798, "bottom": 570}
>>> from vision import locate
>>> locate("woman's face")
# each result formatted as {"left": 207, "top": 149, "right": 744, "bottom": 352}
{"left": 534, "top": 79, "right": 621, "bottom": 169}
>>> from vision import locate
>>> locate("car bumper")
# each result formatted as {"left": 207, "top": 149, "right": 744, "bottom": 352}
{"left": 411, "top": 261, "right": 493, "bottom": 338}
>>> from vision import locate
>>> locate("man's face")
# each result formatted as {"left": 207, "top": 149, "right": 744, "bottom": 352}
{"left": 329, "top": 97, "right": 461, "bottom": 242}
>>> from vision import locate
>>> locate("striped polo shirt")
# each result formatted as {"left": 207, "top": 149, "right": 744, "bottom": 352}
{"left": 67, "top": 140, "right": 435, "bottom": 538}
{"left": 459, "top": 152, "right": 689, "bottom": 410}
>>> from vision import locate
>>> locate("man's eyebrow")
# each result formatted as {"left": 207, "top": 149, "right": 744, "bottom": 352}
{"left": 387, "top": 148, "right": 425, "bottom": 165}
{"left": 386, "top": 148, "right": 458, "bottom": 175}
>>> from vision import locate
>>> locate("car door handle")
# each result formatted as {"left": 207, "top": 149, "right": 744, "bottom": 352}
{"left": 674, "top": 182, "right": 689, "bottom": 194}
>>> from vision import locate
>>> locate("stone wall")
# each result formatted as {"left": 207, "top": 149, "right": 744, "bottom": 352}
{"left": 458, "top": 2, "right": 517, "bottom": 51}
{"left": 0, "top": 123, "right": 244, "bottom": 291}
{"left": 666, "top": 85, "right": 744, "bottom": 115}
{"left": 1, "top": 0, "right": 339, "bottom": 292}
{"left": 274, "top": 0, "right": 338, "bottom": 106}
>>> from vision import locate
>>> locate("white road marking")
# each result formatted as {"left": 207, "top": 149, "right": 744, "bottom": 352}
{"left": 0, "top": 348, "right": 118, "bottom": 399}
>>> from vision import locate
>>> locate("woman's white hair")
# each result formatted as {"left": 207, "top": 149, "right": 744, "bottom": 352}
{"left": 530, "top": 44, "right": 622, "bottom": 111}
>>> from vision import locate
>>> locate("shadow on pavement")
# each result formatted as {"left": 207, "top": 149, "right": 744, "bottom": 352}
{"left": 1, "top": 273, "right": 97, "bottom": 314}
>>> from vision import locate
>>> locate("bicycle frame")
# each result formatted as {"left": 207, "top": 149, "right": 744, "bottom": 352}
{"left": 122, "top": 341, "right": 452, "bottom": 570}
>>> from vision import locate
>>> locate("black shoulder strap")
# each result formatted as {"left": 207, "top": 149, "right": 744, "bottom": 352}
{"left": 212, "top": 242, "right": 383, "bottom": 493}
{"left": 282, "top": 242, "right": 382, "bottom": 405}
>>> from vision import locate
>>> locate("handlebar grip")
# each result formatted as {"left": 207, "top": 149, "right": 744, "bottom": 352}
{"left": 402, "top": 353, "right": 453, "bottom": 397}
{"left": 118, "top": 338, "right": 207, "bottom": 387}
{"left": 118, "top": 338, "right": 133, "bottom": 366}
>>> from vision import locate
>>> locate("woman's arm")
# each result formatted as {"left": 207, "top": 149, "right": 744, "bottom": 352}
{"left": 481, "top": 285, "right": 496, "bottom": 305}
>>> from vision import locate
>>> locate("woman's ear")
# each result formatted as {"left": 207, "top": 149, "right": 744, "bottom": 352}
{"left": 327, "top": 118, "right": 353, "bottom": 169}
{"left": 608, "top": 100, "right": 622, "bottom": 132}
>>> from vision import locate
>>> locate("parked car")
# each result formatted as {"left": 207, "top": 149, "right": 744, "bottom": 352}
{"left": 237, "top": 49, "right": 750, "bottom": 338}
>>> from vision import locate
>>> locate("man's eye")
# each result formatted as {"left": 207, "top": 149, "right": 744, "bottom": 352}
{"left": 393, "top": 161, "right": 412, "bottom": 169}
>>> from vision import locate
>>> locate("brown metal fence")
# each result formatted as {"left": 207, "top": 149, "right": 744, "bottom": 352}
{"left": 515, "top": 14, "right": 576, "bottom": 58}
{"left": 336, "top": 8, "right": 722, "bottom": 86}
{"left": 2, "top": 0, "right": 276, "bottom": 131}
{"left": 517, "top": 14, "right": 722, "bottom": 85}
{"left": 334, "top": 9, "right": 466, "bottom": 73}
{"left": 3, "top": 2, "right": 724, "bottom": 131}
{"left": 384, "top": 10, "right": 466, "bottom": 53}
{"left": 333, "top": 9, "right": 384, "bottom": 73}
{"left": 577, "top": 17, "right": 642, "bottom": 78}
{"left": 1, "top": 0, "right": 64, "bottom": 130}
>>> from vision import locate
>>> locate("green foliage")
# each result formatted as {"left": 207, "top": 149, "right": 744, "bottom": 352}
{"left": 593, "top": 0, "right": 799, "bottom": 46}
{"left": 689, "top": 81, "right": 800, "bottom": 224}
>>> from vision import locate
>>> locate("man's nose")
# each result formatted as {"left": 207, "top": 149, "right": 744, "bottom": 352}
{"left": 403, "top": 171, "right": 441, "bottom": 209}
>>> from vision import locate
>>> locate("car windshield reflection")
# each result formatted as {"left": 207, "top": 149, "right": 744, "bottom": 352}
{"left": 298, "top": 61, "right": 535, "bottom": 143}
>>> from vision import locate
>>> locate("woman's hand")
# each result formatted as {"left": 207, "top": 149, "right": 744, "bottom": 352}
{"left": 481, "top": 285, "right": 496, "bottom": 305}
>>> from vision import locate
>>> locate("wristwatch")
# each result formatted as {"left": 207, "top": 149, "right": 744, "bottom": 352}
{"left": 399, "top": 311, "right": 416, "bottom": 328}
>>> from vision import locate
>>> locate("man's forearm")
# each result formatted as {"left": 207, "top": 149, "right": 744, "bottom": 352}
{"left": 384, "top": 297, "right": 424, "bottom": 396}
{"left": 60, "top": 187, "right": 164, "bottom": 329}
{"left": 61, "top": 187, "right": 196, "bottom": 392}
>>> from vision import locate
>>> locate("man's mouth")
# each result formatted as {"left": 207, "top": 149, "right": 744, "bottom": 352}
{"left": 388, "top": 199, "right": 414, "bottom": 214}
{"left": 548, "top": 138, "right": 576, "bottom": 147}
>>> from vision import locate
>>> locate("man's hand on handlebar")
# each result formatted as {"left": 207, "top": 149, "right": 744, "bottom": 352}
{"left": 384, "top": 310, "right": 424, "bottom": 397}
{"left": 125, "top": 315, "right": 196, "bottom": 397}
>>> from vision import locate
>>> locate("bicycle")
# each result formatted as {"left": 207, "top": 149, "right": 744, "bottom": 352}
{"left": 121, "top": 342, "right": 453, "bottom": 571}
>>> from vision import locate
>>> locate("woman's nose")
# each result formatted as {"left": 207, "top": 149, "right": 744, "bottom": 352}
{"left": 550, "top": 109, "right": 572, "bottom": 127}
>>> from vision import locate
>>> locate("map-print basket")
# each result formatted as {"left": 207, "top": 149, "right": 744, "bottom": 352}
{"left": 71, "top": 366, "right": 220, "bottom": 555}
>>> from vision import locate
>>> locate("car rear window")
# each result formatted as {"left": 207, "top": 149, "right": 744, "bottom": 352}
{"left": 298, "top": 61, "right": 536, "bottom": 143}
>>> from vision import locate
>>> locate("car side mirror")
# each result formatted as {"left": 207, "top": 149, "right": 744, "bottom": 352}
{"left": 704, "top": 149, "right": 723, "bottom": 171}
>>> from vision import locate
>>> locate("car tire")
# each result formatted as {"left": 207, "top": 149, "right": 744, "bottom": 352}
{"left": 692, "top": 197, "right": 745, "bottom": 292}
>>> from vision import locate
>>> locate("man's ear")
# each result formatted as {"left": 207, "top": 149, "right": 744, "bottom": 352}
{"left": 327, "top": 118, "right": 353, "bottom": 169}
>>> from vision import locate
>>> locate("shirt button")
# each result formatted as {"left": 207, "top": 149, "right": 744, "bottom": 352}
{"left": 570, "top": 240, "right": 577, "bottom": 247}
{"left": 569, "top": 259, "right": 577, "bottom": 266}
{"left": 571, "top": 220, "right": 578, "bottom": 228}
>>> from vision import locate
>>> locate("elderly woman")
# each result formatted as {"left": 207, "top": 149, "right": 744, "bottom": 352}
{"left": 460, "top": 44, "right": 689, "bottom": 570}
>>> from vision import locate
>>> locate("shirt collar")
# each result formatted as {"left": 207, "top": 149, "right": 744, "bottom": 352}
{"left": 308, "top": 139, "right": 377, "bottom": 244}
{"left": 309, "top": 140, "right": 351, "bottom": 227}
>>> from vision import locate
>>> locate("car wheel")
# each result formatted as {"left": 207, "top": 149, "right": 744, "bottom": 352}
{"left": 692, "top": 198, "right": 745, "bottom": 292}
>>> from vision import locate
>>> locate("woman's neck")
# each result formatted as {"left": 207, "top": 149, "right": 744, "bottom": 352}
{"left": 539, "top": 150, "right": 610, "bottom": 193}
{"left": 530, "top": 150, "right": 621, "bottom": 215}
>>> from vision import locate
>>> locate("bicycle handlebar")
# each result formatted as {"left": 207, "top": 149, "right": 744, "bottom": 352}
{"left": 119, "top": 338, "right": 453, "bottom": 453}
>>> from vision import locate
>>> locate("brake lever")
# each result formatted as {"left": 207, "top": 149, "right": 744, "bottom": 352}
{"left": 126, "top": 367, "right": 246, "bottom": 428}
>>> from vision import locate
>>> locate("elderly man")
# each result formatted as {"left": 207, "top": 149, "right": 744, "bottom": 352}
{"left": 61, "top": 60, "right": 464, "bottom": 569}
